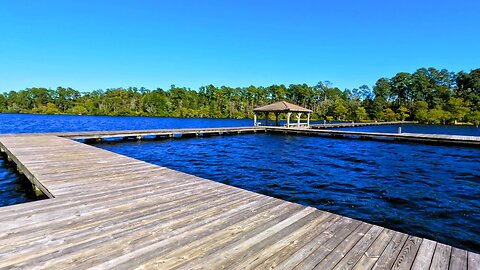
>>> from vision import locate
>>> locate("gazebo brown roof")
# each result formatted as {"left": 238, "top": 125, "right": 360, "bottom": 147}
{"left": 253, "top": 101, "right": 312, "bottom": 113}
{"left": 253, "top": 101, "right": 312, "bottom": 128}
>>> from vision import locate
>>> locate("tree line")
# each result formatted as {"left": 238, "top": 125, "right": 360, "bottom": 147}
{"left": 0, "top": 67, "right": 479, "bottom": 125}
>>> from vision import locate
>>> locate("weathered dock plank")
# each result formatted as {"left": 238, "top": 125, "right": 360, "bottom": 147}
{"left": 411, "top": 239, "right": 436, "bottom": 269}
{"left": 352, "top": 228, "right": 397, "bottom": 269}
{"left": 0, "top": 134, "right": 478, "bottom": 269}
{"left": 449, "top": 248, "right": 468, "bottom": 270}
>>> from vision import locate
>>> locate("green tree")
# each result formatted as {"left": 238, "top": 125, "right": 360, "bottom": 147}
{"left": 396, "top": 106, "right": 410, "bottom": 121}
{"left": 467, "top": 110, "right": 480, "bottom": 127}
{"left": 390, "top": 72, "right": 412, "bottom": 107}
{"left": 383, "top": 108, "right": 396, "bottom": 121}
{"left": 428, "top": 106, "right": 451, "bottom": 124}
{"left": 354, "top": 106, "right": 368, "bottom": 121}
{"left": 447, "top": 97, "right": 470, "bottom": 123}
{"left": 373, "top": 78, "right": 392, "bottom": 102}
{"left": 413, "top": 100, "right": 429, "bottom": 123}
{"left": 0, "top": 94, "right": 6, "bottom": 112}
{"left": 333, "top": 100, "right": 348, "bottom": 120}
{"left": 411, "top": 68, "right": 430, "bottom": 102}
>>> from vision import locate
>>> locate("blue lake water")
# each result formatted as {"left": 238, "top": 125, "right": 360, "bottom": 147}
{"left": 1, "top": 113, "right": 479, "bottom": 253}
{"left": 0, "top": 113, "right": 252, "bottom": 134}
{"left": 0, "top": 158, "right": 36, "bottom": 206}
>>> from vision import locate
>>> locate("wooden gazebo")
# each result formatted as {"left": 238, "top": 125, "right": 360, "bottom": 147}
{"left": 253, "top": 101, "right": 312, "bottom": 128}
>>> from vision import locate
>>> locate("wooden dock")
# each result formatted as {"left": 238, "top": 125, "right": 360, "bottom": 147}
{"left": 310, "top": 121, "right": 416, "bottom": 129}
{"left": 266, "top": 127, "right": 480, "bottom": 147}
{"left": 0, "top": 133, "right": 479, "bottom": 269}
{"left": 1, "top": 126, "right": 264, "bottom": 141}
{"left": 3, "top": 124, "right": 479, "bottom": 148}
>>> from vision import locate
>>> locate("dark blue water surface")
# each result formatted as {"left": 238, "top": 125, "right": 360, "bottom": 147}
{"left": 1, "top": 113, "right": 479, "bottom": 253}
{"left": 0, "top": 158, "right": 36, "bottom": 206}
{"left": 0, "top": 113, "right": 252, "bottom": 134}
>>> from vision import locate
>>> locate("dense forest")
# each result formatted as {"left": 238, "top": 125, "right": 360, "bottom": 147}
{"left": 1, "top": 67, "right": 479, "bottom": 125}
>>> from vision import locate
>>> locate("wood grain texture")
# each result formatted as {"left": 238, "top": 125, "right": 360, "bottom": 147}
{"left": 430, "top": 243, "right": 452, "bottom": 270}
{"left": 411, "top": 239, "right": 436, "bottom": 270}
{"left": 448, "top": 248, "right": 467, "bottom": 270}
{"left": 468, "top": 252, "right": 480, "bottom": 270}
{"left": 391, "top": 236, "right": 423, "bottom": 270}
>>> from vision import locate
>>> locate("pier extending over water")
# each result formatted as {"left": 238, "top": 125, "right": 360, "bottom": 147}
{"left": 3, "top": 123, "right": 479, "bottom": 147}
{"left": 266, "top": 127, "right": 480, "bottom": 147}
{"left": 310, "top": 121, "right": 416, "bottom": 129}
{"left": 0, "top": 130, "right": 479, "bottom": 269}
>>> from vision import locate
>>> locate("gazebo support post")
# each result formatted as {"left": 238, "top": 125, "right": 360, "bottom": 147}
{"left": 253, "top": 113, "right": 257, "bottom": 126}
{"left": 307, "top": 113, "right": 310, "bottom": 127}
{"left": 274, "top": 113, "right": 279, "bottom": 126}
{"left": 297, "top": 113, "right": 302, "bottom": 126}
{"left": 287, "top": 112, "right": 292, "bottom": 128}
{"left": 265, "top": 112, "right": 269, "bottom": 126}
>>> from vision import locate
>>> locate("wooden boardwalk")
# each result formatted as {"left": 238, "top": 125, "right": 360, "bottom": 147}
{"left": 310, "top": 121, "right": 416, "bottom": 129}
{"left": 58, "top": 126, "right": 264, "bottom": 140}
{"left": 0, "top": 127, "right": 264, "bottom": 140}
{"left": 0, "top": 135, "right": 479, "bottom": 269}
{"left": 266, "top": 127, "right": 480, "bottom": 147}
{"left": 3, "top": 124, "right": 479, "bottom": 148}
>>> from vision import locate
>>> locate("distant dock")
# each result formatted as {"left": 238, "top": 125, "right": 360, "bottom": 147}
{"left": 1, "top": 126, "right": 263, "bottom": 141}
{"left": 3, "top": 122, "right": 479, "bottom": 148}
{"left": 0, "top": 128, "right": 479, "bottom": 269}
{"left": 266, "top": 127, "right": 480, "bottom": 147}
{"left": 310, "top": 121, "right": 416, "bottom": 129}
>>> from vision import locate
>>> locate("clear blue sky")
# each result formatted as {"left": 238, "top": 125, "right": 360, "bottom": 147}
{"left": 1, "top": 0, "right": 479, "bottom": 93}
